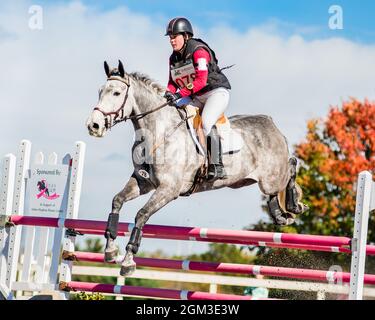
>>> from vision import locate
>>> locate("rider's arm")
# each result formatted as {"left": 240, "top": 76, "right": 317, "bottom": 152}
{"left": 167, "top": 71, "right": 177, "bottom": 93}
{"left": 179, "top": 48, "right": 210, "bottom": 97}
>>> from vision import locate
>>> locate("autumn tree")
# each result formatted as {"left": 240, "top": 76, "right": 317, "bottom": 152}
{"left": 294, "top": 98, "right": 374, "bottom": 238}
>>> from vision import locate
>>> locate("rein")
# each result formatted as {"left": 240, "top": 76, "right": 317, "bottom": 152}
{"left": 93, "top": 75, "right": 193, "bottom": 154}
{"left": 93, "top": 75, "right": 170, "bottom": 130}
{"left": 116, "top": 101, "right": 169, "bottom": 125}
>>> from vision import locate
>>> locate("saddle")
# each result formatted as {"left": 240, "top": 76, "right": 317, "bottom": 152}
{"left": 183, "top": 105, "right": 244, "bottom": 156}
{"left": 179, "top": 105, "right": 244, "bottom": 196}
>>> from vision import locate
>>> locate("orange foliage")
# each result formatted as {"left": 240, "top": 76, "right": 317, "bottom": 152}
{"left": 294, "top": 99, "right": 375, "bottom": 235}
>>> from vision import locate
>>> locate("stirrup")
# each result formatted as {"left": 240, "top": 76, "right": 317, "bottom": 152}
{"left": 207, "top": 164, "right": 227, "bottom": 182}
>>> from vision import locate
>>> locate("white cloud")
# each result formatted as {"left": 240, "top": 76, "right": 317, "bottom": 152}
{"left": 1, "top": 1, "right": 375, "bottom": 254}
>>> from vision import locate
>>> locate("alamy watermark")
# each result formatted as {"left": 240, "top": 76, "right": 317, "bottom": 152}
{"left": 328, "top": 5, "right": 343, "bottom": 30}
{"left": 28, "top": 5, "right": 43, "bottom": 30}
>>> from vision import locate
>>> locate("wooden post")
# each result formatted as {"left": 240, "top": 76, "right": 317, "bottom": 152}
{"left": 0, "top": 153, "right": 16, "bottom": 299}
{"left": 349, "top": 171, "right": 373, "bottom": 300}
{"left": 58, "top": 141, "right": 86, "bottom": 300}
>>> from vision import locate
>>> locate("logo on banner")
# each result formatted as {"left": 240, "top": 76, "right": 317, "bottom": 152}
{"left": 36, "top": 179, "right": 60, "bottom": 200}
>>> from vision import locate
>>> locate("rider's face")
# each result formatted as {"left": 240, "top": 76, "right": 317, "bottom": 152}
{"left": 169, "top": 34, "right": 185, "bottom": 51}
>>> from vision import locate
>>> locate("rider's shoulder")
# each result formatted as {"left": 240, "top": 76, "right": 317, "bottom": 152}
{"left": 192, "top": 47, "right": 211, "bottom": 60}
{"left": 187, "top": 38, "right": 209, "bottom": 49}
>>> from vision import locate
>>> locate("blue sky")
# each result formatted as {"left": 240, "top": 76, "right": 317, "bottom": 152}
{"left": 37, "top": 0, "right": 375, "bottom": 43}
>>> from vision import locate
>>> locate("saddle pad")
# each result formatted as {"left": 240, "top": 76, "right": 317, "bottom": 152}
{"left": 185, "top": 105, "right": 244, "bottom": 155}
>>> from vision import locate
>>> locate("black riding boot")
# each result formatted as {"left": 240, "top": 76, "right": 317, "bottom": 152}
{"left": 207, "top": 126, "right": 226, "bottom": 182}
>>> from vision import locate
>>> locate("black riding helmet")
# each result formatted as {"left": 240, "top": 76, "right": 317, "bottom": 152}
{"left": 165, "top": 17, "right": 194, "bottom": 36}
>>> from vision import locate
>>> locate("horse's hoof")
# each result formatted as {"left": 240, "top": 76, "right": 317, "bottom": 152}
{"left": 120, "top": 263, "right": 136, "bottom": 277}
{"left": 274, "top": 215, "right": 287, "bottom": 226}
{"left": 301, "top": 204, "right": 309, "bottom": 213}
{"left": 104, "top": 239, "right": 118, "bottom": 263}
{"left": 285, "top": 217, "right": 295, "bottom": 225}
{"left": 274, "top": 214, "right": 295, "bottom": 226}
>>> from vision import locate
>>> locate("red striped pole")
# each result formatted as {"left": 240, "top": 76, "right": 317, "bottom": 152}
{"left": 68, "top": 251, "right": 375, "bottom": 285}
{"left": 70, "top": 229, "right": 357, "bottom": 254}
{"left": 8, "top": 215, "right": 350, "bottom": 245}
{"left": 59, "top": 281, "right": 275, "bottom": 300}
{"left": 9, "top": 215, "right": 375, "bottom": 255}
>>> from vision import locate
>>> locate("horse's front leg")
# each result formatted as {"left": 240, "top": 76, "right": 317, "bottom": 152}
{"left": 120, "top": 184, "right": 179, "bottom": 276}
{"left": 104, "top": 174, "right": 153, "bottom": 262}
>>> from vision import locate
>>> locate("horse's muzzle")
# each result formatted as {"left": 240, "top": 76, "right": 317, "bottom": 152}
{"left": 87, "top": 119, "right": 106, "bottom": 138}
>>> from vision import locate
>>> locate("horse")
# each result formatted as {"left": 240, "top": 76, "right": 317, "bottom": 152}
{"left": 37, "top": 180, "right": 49, "bottom": 197}
{"left": 86, "top": 60, "right": 308, "bottom": 276}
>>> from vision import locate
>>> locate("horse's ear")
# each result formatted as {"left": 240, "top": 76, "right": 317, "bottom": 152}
{"left": 104, "top": 61, "right": 110, "bottom": 78}
{"left": 118, "top": 60, "right": 125, "bottom": 78}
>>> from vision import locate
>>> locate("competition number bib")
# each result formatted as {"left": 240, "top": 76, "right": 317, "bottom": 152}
{"left": 171, "top": 60, "right": 196, "bottom": 89}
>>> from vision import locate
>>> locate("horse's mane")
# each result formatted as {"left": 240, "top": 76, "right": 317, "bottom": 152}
{"left": 128, "top": 72, "right": 165, "bottom": 96}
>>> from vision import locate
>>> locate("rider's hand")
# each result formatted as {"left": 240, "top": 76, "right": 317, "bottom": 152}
{"left": 164, "top": 91, "right": 181, "bottom": 106}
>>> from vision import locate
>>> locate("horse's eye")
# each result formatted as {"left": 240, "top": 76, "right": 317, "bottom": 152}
{"left": 114, "top": 92, "right": 121, "bottom": 96}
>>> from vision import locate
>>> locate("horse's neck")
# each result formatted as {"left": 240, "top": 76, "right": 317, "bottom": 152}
{"left": 130, "top": 82, "right": 182, "bottom": 136}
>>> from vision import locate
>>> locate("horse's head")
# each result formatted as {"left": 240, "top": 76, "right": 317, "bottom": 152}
{"left": 86, "top": 60, "right": 134, "bottom": 137}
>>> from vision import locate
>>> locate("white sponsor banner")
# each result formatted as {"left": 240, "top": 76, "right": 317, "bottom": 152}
{"left": 26, "top": 164, "right": 70, "bottom": 217}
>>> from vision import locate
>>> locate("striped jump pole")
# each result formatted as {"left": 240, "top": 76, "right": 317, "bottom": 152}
{"left": 7, "top": 215, "right": 375, "bottom": 255}
{"left": 62, "top": 228, "right": 375, "bottom": 255}
{"left": 65, "top": 251, "right": 375, "bottom": 286}
{"left": 6, "top": 215, "right": 354, "bottom": 248}
{"left": 57, "top": 227, "right": 375, "bottom": 255}
{"left": 59, "top": 281, "right": 275, "bottom": 300}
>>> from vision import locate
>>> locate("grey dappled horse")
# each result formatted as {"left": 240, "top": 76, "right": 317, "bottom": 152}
{"left": 86, "top": 61, "right": 308, "bottom": 276}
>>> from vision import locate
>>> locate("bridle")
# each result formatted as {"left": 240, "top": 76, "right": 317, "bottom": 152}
{"left": 93, "top": 75, "right": 169, "bottom": 130}
{"left": 92, "top": 74, "right": 194, "bottom": 155}
{"left": 93, "top": 75, "right": 131, "bottom": 130}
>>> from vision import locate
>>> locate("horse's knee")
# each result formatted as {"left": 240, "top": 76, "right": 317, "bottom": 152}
{"left": 135, "top": 208, "right": 150, "bottom": 229}
{"left": 112, "top": 177, "right": 143, "bottom": 213}
{"left": 112, "top": 193, "right": 123, "bottom": 211}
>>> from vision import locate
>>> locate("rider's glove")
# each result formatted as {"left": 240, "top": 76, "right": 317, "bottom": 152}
{"left": 164, "top": 91, "right": 181, "bottom": 106}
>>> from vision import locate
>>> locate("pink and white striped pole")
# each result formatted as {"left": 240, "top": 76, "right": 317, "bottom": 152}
{"left": 7, "top": 215, "right": 350, "bottom": 246}
{"left": 9, "top": 215, "right": 375, "bottom": 255}
{"left": 59, "top": 281, "right": 276, "bottom": 300}
{"left": 68, "top": 251, "right": 375, "bottom": 285}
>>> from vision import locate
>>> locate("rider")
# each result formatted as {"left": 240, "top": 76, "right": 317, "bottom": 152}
{"left": 163, "top": 17, "right": 231, "bottom": 182}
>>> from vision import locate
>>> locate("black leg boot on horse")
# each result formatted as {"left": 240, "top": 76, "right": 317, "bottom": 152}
{"left": 120, "top": 226, "right": 143, "bottom": 276}
{"left": 285, "top": 157, "right": 309, "bottom": 214}
{"left": 206, "top": 125, "right": 227, "bottom": 182}
{"left": 104, "top": 213, "right": 120, "bottom": 262}
{"left": 103, "top": 175, "right": 154, "bottom": 263}
{"left": 267, "top": 157, "right": 309, "bottom": 226}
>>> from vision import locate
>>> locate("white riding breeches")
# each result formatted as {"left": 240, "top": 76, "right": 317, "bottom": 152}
{"left": 176, "top": 87, "right": 230, "bottom": 136}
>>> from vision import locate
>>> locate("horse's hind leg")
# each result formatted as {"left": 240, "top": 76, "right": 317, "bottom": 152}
{"left": 285, "top": 157, "right": 308, "bottom": 215}
{"left": 104, "top": 173, "right": 153, "bottom": 262}
{"left": 258, "top": 159, "right": 297, "bottom": 226}
{"left": 265, "top": 157, "right": 308, "bottom": 226}
{"left": 120, "top": 184, "right": 180, "bottom": 276}
{"left": 267, "top": 195, "right": 295, "bottom": 226}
